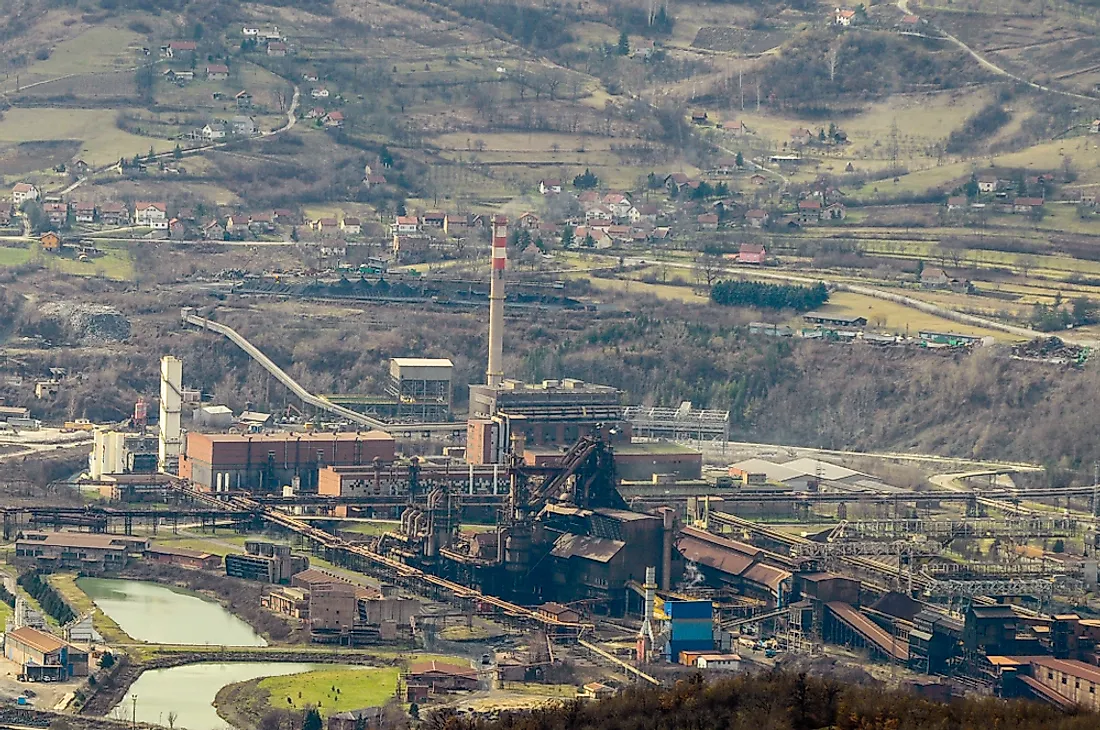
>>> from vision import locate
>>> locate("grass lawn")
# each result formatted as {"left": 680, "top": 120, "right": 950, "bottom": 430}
{"left": 0, "top": 599, "right": 10, "bottom": 629}
{"left": 0, "top": 26, "right": 142, "bottom": 90}
{"left": 340, "top": 521, "right": 400, "bottom": 536}
{"left": 48, "top": 573, "right": 130, "bottom": 643}
{"left": 0, "top": 109, "right": 176, "bottom": 167}
{"left": 0, "top": 244, "right": 34, "bottom": 266}
{"left": 258, "top": 667, "right": 400, "bottom": 716}
{"left": 44, "top": 243, "right": 134, "bottom": 280}
{"left": 807, "top": 291, "right": 1013, "bottom": 340}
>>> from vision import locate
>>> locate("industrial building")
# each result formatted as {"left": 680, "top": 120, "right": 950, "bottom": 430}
{"left": 467, "top": 379, "right": 625, "bottom": 464}
{"left": 179, "top": 430, "right": 396, "bottom": 492}
{"left": 14, "top": 531, "right": 149, "bottom": 571}
{"left": 261, "top": 567, "right": 419, "bottom": 644}
{"left": 3, "top": 626, "right": 89, "bottom": 680}
{"left": 225, "top": 540, "right": 309, "bottom": 583}
{"left": 88, "top": 429, "right": 159, "bottom": 480}
{"left": 386, "top": 358, "right": 454, "bottom": 421}
{"left": 146, "top": 544, "right": 223, "bottom": 570}
{"left": 317, "top": 461, "right": 509, "bottom": 501}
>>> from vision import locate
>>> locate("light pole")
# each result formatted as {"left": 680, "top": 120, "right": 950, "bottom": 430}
{"left": 131, "top": 694, "right": 138, "bottom": 729}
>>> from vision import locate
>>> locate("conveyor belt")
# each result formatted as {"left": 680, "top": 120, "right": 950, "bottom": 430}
{"left": 826, "top": 601, "right": 908, "bottom": 661}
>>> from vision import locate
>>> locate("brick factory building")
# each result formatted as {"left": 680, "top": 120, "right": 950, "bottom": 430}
{"left": 146, "top": 544, "right": 223, "bottom": 570}
{"left": 179, "top": 431, "right": 396, "bottom": 493}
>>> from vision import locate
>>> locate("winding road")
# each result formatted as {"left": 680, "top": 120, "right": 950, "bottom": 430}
{"left": 896, "top": 0, "right": 1098, "bottom": 101}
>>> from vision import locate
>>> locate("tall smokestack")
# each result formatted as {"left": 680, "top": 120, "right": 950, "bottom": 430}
{"left": 487, "top": 215, "right": 507, "bottom": 387}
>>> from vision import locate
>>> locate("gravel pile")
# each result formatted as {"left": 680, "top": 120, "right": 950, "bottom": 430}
{"left": 39, "top": 302, "right": 131, "bottom": 343}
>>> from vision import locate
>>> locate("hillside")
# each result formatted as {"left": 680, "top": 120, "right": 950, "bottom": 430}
{"left": 424, "top": 671, "right": 1100, "bottom": 730}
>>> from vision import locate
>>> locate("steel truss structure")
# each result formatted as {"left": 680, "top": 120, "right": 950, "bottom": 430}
{"left": 623, "top": 403, "right": 730, "bottom": 443}
{"left": 922, "top": 577, "right": 1059, "bottom": 599}
{"left": 835, "top": 516, "right": 1085, "bottom": 541}
{"left": 792, "top": 540, "right": 941, "bottom": 558}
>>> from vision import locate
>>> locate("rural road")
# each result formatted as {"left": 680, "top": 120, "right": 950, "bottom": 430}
{"left": 896, "top": 0, "right": 1098, "bottom": 101}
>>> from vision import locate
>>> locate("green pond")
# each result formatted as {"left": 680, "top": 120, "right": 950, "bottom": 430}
{"left": 77, "top": 577, "right": 266, "bottom": 646}
{"left": 116, "top": 662, "right": 323, "bottom": 730}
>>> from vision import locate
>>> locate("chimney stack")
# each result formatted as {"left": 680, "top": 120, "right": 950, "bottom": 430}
{"left": 487, "top": 215, "right": 507, "bottom": 387}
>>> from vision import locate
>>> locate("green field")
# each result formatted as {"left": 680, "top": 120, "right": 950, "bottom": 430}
{"left": 0, "top": 245, "right": 34, "bottom": 267}
{"left": 258, "top": 667, "right": 401, "bottom": 715}
{"left": 0, "top": 109, "right": 175, "bottom": 167}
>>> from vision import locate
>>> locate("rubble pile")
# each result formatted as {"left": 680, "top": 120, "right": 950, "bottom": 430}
{"left": 39, "top": 302, "right": 131, "bottom": 343}
{"left": 1011, "top": 336, "right": 1090, "bottom": 365}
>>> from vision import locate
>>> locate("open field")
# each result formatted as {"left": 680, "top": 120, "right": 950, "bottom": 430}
{"left": 0, "top": 25, "right": 143, "bottom": 92}
{"left": 0, "top": 109, "right": 175, "bottom": 168}
{"left": 257, "top": 666, "right": 401, "bottom": 715}
{"left": 807, "top": 291, "right": 1014, "bottom": 341}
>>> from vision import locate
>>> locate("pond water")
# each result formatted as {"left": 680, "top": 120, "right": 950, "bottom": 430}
{"left": 115, "top": 662, "right": 322, "bottom": 730}
{"left": 77, "top": 577, "right": 266, "bottom": 646}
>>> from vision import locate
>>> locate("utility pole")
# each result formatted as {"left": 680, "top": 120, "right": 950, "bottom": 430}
{"left": 131, "top": 694, "right": 138, "bottom": 729}
{"left": 739, "top": 65, "right": 744, "bottom": 111}
{"left": 889, "top": 118, "right": 899, "bottom": 174}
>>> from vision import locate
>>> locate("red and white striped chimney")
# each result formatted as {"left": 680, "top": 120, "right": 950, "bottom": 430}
{"left": 487, "top": 215, "right": 508, "bottom": 387}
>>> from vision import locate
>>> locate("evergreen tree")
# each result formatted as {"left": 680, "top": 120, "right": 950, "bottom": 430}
{"left": 618, "top": 30, "right": 630, "bottom": 56}
{"left": 302, "top": 708, "right": 322, "bottom": 730}
{"left": 735, "top": 151, "right": 744, "bottom": 168}
{"left": 573, "top": 168, "right": 599, "bottom": 189}
{"left": 560, "top": 224, "right": 575, "bottom": 248}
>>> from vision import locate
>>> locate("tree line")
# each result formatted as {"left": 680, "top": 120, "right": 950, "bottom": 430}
{"left": 711, "top": 280, "right": 829, "bottom": 311}
{"left": 422, "top": 671, "right": 1098, "bottom": 730}
{"left": 17, "top": 571, "right": 76, "bottom": 625}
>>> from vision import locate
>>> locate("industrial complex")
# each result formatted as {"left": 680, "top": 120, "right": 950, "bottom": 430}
{"left": 6, "top": 214, "right": 1100, "bottom": 716}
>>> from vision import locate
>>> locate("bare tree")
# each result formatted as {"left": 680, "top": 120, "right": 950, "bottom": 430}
{"left": 167, "top": 712, "right": 178, "bottom": 730}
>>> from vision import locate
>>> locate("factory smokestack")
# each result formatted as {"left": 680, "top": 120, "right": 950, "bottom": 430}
{"left": 487, "top": 215, "right": 507, "bottom": 387}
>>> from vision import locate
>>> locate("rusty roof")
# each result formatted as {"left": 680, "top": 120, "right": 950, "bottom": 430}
{"left": 408, "top": 660, "right": 477, "bottom": 677}
{"left": 7, "top": 626, "right": 69, "bottom": 654}
{"left": 550, "top": 533, "right": 624, "bottom": 563}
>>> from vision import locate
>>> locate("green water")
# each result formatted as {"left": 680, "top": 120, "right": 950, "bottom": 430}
{"left": 117, "top": 662, "right": 321, "bottom": 730}
{"left": 77, "top": 577, "right": 266, "bottom": 646}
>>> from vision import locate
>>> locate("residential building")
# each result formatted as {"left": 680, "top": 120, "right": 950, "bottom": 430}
{"left": 98, "top": 202, "right": 128, "bottom": 226}
{"left": 518, "top": 212, "right": 540, "bottom": 229}
{"left": 3, "top": 627, "right": 88, "bottom": 681}
{"left": 835, "top": 8, "right": 856, "bottom": 26}
{"left": 1091, "top": 119, "right": 1100, "bottom": 134}
{"left": 750, "top": 174, "right": 767, "bottom": 185}
{"left": 691, "top": 110, "right": 708, "bottom": 124}
{"left": 1013, "top": 197, "right": 1045, "bottom": 213}
{"left": 314, "top": 217, "right": 339, "bottom": 235}
{"left": 977, "top": 174, "right": 999, "bottom": 193}
{"left": 341, "top": 217, "right": 361, "bottom": 235}
{"left": 163, "top": 40, "right": 197, "bottom": 57}
{"left": 39, "top": 232, "right": 61, "bottom": 252}
{"left": 231, "top": 115, "right": 257, "bottom": 136}
{"left": 311, "top": 88, "right": 330, "bottom": 99}
{"left": 12, "top": 183, "right": 40, "bottom": 206}
{"left": 632, "top": 38, "right": 655, "bottom": 59}
{"left": 726, "top": 119, "right": 747, "bottom": 136}
{"left": 796, "top": 199, "right": 822, "bottom": 223}
{"left": 267, "top": 41, "right": 287, "bottom": 57}
{"left": 824, "top": 202, "right": 846, "bottom": 220}
{"left": 790, "top": 128, "right": 814, "bottom": 146}
{"left": 235, "top": 90, "right": 253, "bottom": 108}
{"left": 134, "top": 202, "right": 169, "bottom": 229}
{"left": 738, "top": 242, "right": 766, "bottom": 264}
{"left": 323, "top": 111, "right": 344, "bottom": 127}
{"left": 393, "top": 215, "right": 420, "bottom": 234}
{"left": 920, "top": 267, "right": 950, "bottom": 288}
{"left": 43, "top": 201, "right": 68, "bottom": 225}
{"left": 745, "top": 209, "right": 769, "bottom": 229}
{"left": 538, "top": 179, "right": 562, "bottom": 194}
{"left": 202, "top": 121, "right": 229, "bottom": 140}
{"left": 697, "top": 213, "right": 718, "bottom": 230}
{"left": 206, "top": 64, "right": 230, "bottom": 81}
{"left": 73, "top": 201, "right": 96, "bottom": 223}
{"left": 946, "top": 196, "right": 967, "bottom": 211}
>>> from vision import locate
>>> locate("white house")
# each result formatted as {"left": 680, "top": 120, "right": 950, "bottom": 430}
{"left": 393, "top": 215, "right": 420, "bottom": 234}
{"left": 202, "top": 122, "right": 228, "bottom": 140}
{"left": 12, "top": 183, "right": 40, "bottom": 206}
{"left": 242, "top": 27, "right": 259, "bottom": 36}
{"left": 835, "top": 7, "right": 856, "bottom": 26}
{"left": 311, "top": 88, "right": 330, "bottom": 99}
{"left": 134, "top": 202, "right": 169, "bottom": 229}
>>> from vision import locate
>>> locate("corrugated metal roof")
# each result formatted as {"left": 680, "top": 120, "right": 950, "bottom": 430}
{"left": 676, "top": 534, "right": 754, "bottom": 576}
{"left": 1030, "top": 657, "right": 1100, "bottom": 685}
{"left": 550, "top": 533, "right": 625, "bottom": 563}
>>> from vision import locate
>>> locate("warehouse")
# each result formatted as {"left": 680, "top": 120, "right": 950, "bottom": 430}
{"left": 179, "top": 431, "right": 396, "bottom": 493}
{"left": 3, "top": 626, "right": 88, "bottom": 680}
{"left": 146, "top": 544, "right": 223, "bottom": 570}
{"left": 14, "top": 531, "right": 148, "bottom": 571}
